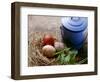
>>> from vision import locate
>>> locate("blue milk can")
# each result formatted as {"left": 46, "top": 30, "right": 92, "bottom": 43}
{"left": 61, "top": 17, "right": 88, "bottom": 49}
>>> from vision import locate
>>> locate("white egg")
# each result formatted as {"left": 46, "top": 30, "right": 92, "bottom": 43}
{"left": 42, "top": 45, "right": 56, "bottom": 57}
{"left": 54, "top": 42, "right": 65, "bottom": 51}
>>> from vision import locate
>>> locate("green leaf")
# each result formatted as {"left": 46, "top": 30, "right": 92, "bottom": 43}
{"left": 56, "top": 48, "right": 78, "bottom": 65}
{"left": 64, "top": 57, "right": 70, "bottom": 64}
{"left": 71, "top": 50, "right": 78, "bottom": 60}
{"left": 60, "top": 53, "right": 66, "bottom": 64}
{"left": 56, "top": 54, "right": 61, "bottom": 61}
{"left": 64, "top": 50, "right": 78, "bottom": 64}
{"left": 64, "top": 53, "right": 71, "bottom": 64}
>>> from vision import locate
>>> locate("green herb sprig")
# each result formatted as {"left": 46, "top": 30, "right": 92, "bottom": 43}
{"left": 55, "top": 47, "right": 87, "bottom": 64}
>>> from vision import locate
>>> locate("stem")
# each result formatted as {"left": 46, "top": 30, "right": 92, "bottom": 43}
{"left": 55, "top": 48, "right": 70, "bottom": 55}
{"left": 77, "top": 58, "right": 87, "bottom": 64}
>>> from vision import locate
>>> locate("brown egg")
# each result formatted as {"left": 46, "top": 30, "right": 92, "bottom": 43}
{"left": 42, "top": 45, "right": 56, "bottom": 57}
{"left": 42, "top": 34, "right": 55, "bottom": 46}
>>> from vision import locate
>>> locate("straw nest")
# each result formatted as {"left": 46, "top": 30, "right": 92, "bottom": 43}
{"left": 28, "top": 32, "right": 60, "bottom": 66}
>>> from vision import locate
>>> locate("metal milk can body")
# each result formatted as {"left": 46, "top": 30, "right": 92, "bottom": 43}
{"left": 61, "top": 17, "right": 88, "bottom": 49}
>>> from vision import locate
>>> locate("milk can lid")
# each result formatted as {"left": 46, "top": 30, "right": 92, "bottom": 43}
{"left": 61, "top": 17, "right": 88, "bottom": 32}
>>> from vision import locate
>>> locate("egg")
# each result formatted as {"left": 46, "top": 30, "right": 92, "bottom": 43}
{"left": 54, "top": 42, "right": 65, "bottom": 51}
{"left": 42, "top": 45, "right": 56, "bottom": 57}
{"left": 42, "top": 34, "right": 55, "bottom": 46}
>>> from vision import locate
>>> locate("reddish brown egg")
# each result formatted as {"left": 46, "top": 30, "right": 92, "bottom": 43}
{"left": 42, "top": 34, "right": 55, "bottom": 46}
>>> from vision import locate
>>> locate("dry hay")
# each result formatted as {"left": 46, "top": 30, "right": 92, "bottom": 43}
{"left": 28, "top": 32, "right": 58, "bottom": 66}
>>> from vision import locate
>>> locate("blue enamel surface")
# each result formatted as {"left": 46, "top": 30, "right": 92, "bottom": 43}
{"left": 61, "top": 16, "right": 88, "bottom": 49}
{"left": 61, "top": 17, "right": 88, "bottom": 32}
